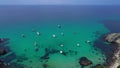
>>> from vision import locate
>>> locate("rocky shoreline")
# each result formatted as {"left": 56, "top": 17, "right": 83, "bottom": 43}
{"left": 74, "top": 33, "right": 120, "bottom": 68}
{"left": 1, "top": 33, "right": 120, "bottom": 68}
{"left": 104, "top": 33, "right": 120, "bottom": 68}
{"left": 104, "top": 45, "right": 120, "bottom": 68}
{"left": 92, "top": 33, "right": 120, "bottom": 68}
{"left": 109, "top": 47, "right": 120, "bottom": 68}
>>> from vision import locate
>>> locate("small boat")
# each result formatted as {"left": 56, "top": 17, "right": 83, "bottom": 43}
{"left": 59, "top": 50, "right": 63, "bottom": 54}
{"left": 86, "top": 40, "right": 91, "bottom": 43}
{"left": 21, "top": 34, "right": 25, "bottom": 38}
{"left": 37, "top": 32, "right": 40, "bottom": 36}
{"left": 57, "top": 24, "right": 61, "bottom": 28}
{"left": 52, "top": 34, "right": 56, "bottom": 38}
{"left": 60, "top": 44, "right": 64, "bottom": 47}
{"left": 77, "top": 43, "right": 80, "bottom": 46}
{"left": 61, "top": 32, "right": 64, "bottom": 36}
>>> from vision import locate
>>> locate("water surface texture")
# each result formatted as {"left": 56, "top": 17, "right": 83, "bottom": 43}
{"left": 0, "top": 6, "right": 120, "bottom": 68}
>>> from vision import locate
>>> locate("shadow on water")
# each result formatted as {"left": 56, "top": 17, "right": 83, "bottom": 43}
{"left": 92, "top": 19, "right": 120, "bottom": 67}
{"left": 102, "top": 20, "right": 120, "bottom": 33}
{"left": 94, "top": 34, "right": 119, "bottom": 67}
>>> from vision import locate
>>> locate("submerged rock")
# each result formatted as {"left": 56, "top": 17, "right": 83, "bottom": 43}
{"left": 0, "top": 38, "right": 18, "bottom": 68}
{"left": 2, "top": 52, "right": 16, "bottom": 63}
{"left": 40, "top": 53, "right": 49, "bottom": 60}
{"left": 79, "top": 57, "right": 92, "bottom": 67}
{"left": 91, "top": 64, "right": 104, "bottom": 68}
{"left": 0, "top": 38, "right": 9, "bottom": 43}
{"left": 0, "top": 38, "right": 9, "bottom": 45}
{"left": 21, "top": 34, "right": 26, "bottom": 38}
{"left": 40, "top": 48, "right": 59, "bottom": 60}
{"left": 0, "top": 48, "right": 7, "bottom": 56}
{"left": 0, "top": 60, "right": 7, "bottom": 68}
{"left": 0, "top": 38, "right": 4, "bottom": 43}
{"left": 16, "top": 55, "right": 28, "bottom": 62}
{"left": 42, "top": 64, "right": 48, "bottom": 68}
{"left": 8, "top": 62, "right": 25, "bottom": 68}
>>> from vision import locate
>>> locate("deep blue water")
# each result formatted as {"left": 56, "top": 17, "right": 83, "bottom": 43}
{"left": 0, "top": 5, "right": 120, "bottom": 32}
{"left": 0, "top": 5, "right": 120, "bottom": 21}
{"left": 0, "top": 5, "right": 120, "bottom": 68}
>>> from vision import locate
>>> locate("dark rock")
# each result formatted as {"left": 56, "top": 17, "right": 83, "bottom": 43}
{"left": 16, "top": 54, "right": 28, "bottom": 62}
{"left": 40, "top": 48, "right": 59, "bottom": 60}
{"left": 0, "top": 38, "right": 4, "bottom": 43}
{"left": 0, "top": 38, "right": 17, "bottom": 68}
{"left": 40, "top": 53, "right": 49, "bottom": 60}
{"left": 1, "top": 52, "right": 16, "bottom": 63}
{"left": 21, "top": 34, "right": 26, "bottom": 38}
{"left": 0, "top": 38, "right": 9, "bottom": 49}
{"left": 0, "top": 48, "right": 7, "bottom": 56}
{"left": 0, "top": 38, "right": 10, "bottom": 54}
{"left": 68, "top": 50, "right": 78, "bottom": 56}
{"left": 61, "top": 51, "right": 67, "bottom": 56}
{"left": 8, "top": 62, "right": 25, "bottom": 68}
{"left": 34, "top": 47, "right": 39, "bottom": 52}
{"left": 29, "top": 60, "right": 32, "bottom": 63}
{"left": 91, "top": 64, "right": 104, "bottom": 68}
{"left": 93, "top": 33, "right": 120, "bottom": 67}
{"left": 79, "top": 57, "right": 92, "bottom": 67}
{"left": 42, "top": 64, "right": 48, "bottom": 68}
{"left": 0, "top": 60, "right": 7, "bottom": 68}
{"left": 0, "top": 38, "right": 9, "bottom": 44}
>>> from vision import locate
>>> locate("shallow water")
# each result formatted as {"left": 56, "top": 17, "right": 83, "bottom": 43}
{"left": 0, "top": 6, "right": 119, "bottom": 68}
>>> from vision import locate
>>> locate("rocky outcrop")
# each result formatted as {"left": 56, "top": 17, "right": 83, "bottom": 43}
{"left": 105, "top": 33, "right": 120, "bottom": 68}
{"left": 0, "top": 48, "right": 7, "bottom": 56}
{"left": 0, "top": 38, "right": 16, "bottom": 68}
{"left": 105, "top": 33, "right": 120, "bottom": 44}
{"left": 79, "top": 57, "right": 92, "bottom": 68}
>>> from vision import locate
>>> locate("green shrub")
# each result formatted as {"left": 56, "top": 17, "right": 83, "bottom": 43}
{"left": 117, "top": 65, "right": 120, "bottom": 68}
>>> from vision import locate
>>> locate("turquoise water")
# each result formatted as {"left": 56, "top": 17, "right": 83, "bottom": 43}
{"left": 0, "top": 19, "right": 109, "bottom": 68}
{"left": 2, "top": 5, "right": 119, "bottom": 68}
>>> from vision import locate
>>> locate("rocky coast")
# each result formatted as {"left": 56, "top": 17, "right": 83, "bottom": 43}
{"left": 105, "top": 33, "right": 120, "bottom": 68}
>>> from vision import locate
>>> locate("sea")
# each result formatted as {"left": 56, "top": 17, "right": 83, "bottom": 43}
{"left": 0, "top": 5, "right": 120, "bottom": 68}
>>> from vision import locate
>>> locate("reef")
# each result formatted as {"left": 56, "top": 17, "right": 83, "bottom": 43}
{"left": 40, "top": 48, "right": 59, "bottom": 61}
{"left": 0, "top": 38, "right": 16, "bottom": 68}
{"left": 40, "top": 48, "right": 77, "bottom": 61}
{"left": 0, "top": 48, "right": 7, "bottom": 56}
{"left": 0, "top": 38, "right": 10, "bottom": 68}
{"left": 16, "top": 54, "right": 28, "bottom": 62}
{"left": 91, "top": 64, "right": 104, "bottom": 68}
{"left": 79, "top": 57, "right": 92, "bottom": 68}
